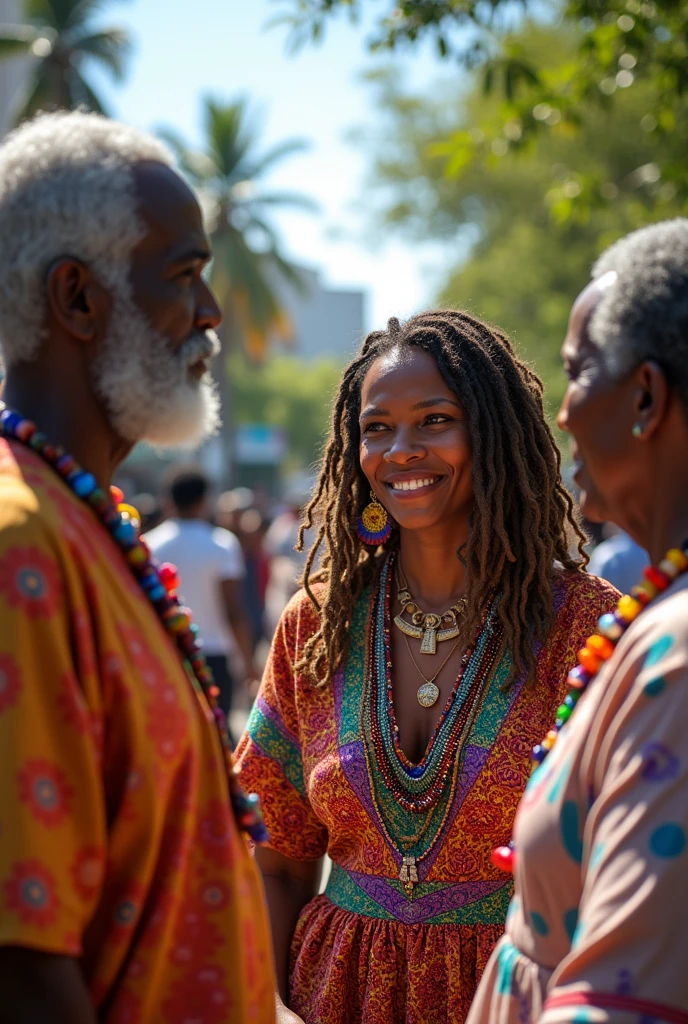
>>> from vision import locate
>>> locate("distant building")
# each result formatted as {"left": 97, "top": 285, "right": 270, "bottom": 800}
{"left": 0, "top": 0, "right": 29, "bottom": 138}
{"left": 275, "top": 265, "right": 366, "bottom": 363}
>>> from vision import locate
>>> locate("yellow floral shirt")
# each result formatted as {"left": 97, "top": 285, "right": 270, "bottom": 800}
{"left": 0, "top": 439, "right": 275, "bottom": 1023}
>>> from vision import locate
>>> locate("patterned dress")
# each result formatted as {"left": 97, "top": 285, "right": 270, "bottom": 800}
{"left": 467, "top": 572, "right": 688, "bottom": 1024}
{"left": 236, "top": 557, "right": 617, "bottom": 1024}
{"left": 0, "top": 439, "right": 276, "bottom": 1023}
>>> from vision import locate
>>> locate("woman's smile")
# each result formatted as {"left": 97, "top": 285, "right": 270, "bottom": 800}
{"left": 383, "top": 472, "right": 446, "bottom": 499}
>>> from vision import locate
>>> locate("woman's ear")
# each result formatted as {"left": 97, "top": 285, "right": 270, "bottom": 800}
{"left": 630, "top": 360, "right": 670, "bottom": 440}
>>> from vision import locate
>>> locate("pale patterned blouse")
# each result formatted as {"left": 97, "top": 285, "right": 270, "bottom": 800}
{"left": 468, "top": 572, "right": 688, "bottom": 1024}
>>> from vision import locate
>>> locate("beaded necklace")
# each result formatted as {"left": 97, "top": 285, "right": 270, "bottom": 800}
{"left": 0, "top": 405, "right": 268, "bottom": 844}
{"left": 491, "top": 538, "right": 688, "bottom": 874}
{"left": 362, "top": 556, "right": 503, "bottom": 895}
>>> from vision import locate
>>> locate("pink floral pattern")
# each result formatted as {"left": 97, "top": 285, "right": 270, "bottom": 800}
{"left": 0, "top": 545, "right": 62, "bottom": 618}
{"left": 3, "top": 859, "right": 58, "bottom": 928}
{"left": 17, "top": 758, "right": 74, "bottom": 827}
{"left": 70, "top": 844, "right": 105, "bottom": 902}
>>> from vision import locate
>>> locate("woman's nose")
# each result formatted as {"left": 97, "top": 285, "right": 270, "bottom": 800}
{"left": 383, "top": 429, "right": 426, "bottom": 462}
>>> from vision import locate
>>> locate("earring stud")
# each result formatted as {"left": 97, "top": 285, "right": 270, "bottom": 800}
{"left": 632, "top": 423, "right": 643, "bottom": 438}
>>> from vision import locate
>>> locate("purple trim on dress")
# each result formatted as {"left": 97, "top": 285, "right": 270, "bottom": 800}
{"left": 334, "top": 661, "right": 401, "bottom": 860}
{"left": 345, "top": 868, "right": 507, "bottom": 924}
{"left": 419, "top": 744, "right": 491, "bottom": 877}
{"left": 338, "top": 740, "right": 400, "bottom": 861}
{"left": 255, "top": 694, "right": 299, "bottom": 746}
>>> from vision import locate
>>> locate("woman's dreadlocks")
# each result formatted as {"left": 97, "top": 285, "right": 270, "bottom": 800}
{"left": 296, "top": 310, "right": 587, "bottom": 687}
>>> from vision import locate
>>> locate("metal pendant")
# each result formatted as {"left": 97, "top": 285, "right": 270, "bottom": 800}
{"left": 394, "top": 615, "right": 461, "bottom": 650}
{"left": 399, "top": 855, "right": 419, "bottom": 897}
{"left": 417, "top": 681, "right": 440, "bottom": 707}
{"left": 419, "top": 627, "right": 437, "bottom": 654}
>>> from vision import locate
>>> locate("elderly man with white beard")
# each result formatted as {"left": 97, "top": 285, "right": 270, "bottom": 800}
{"left": 0, "top": 112, "right": 276, "bottom": 1023}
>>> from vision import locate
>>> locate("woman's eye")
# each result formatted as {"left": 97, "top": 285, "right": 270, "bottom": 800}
{"left": 424, "top": 414, "right": 451, "bottom": 426}
{"left": 362, "top": 422, "right": 389, "bottom": 434}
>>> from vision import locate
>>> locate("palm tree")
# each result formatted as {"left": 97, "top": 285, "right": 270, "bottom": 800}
{"left": 0, "top": 0, "right": 130, "bottom": 123}
{"left": 160, "top": 95, "right": 316, "bottom": 362}
{"left": 160, "top": 96, "right": 317, "bottom": 479}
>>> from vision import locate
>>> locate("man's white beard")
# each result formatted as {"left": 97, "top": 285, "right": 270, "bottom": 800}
{"left": 91, "top": 290, "right": 222, "bottom": 449}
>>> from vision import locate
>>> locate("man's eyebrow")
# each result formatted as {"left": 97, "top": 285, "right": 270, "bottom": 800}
{"left": 168, "top": 247, "right": 212, "bottom": 265}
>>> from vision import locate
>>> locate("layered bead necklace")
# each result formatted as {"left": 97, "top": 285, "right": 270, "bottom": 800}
{"left": 0, "top": 405, "right": 268, "bottom": 844}
{"left": 364, "top": 555, "right": 503, "bottom": 896}
{"left": 492, "top": 539, "right": 688, "bottom": 874}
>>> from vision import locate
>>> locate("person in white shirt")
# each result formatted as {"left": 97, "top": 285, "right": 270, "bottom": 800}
{"left": 145, "top": 468, "right": 258, "bottom": 731}
{"left": 587, "top": 524, "right": 650, "bottom": 594}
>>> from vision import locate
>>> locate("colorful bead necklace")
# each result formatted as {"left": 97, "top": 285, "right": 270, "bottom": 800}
{"left": 0, "top": 404, "right": 268, "bottom": 844}
{"left": 362, "top": 556, "right": 502, "bottom": 895}
{"left": 491, "top": 538, "right": 688, "bottom": 874}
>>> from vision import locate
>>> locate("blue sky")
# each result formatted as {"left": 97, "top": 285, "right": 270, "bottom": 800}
{"left": 96, "top": 0, "right": 455, "bottom": 332}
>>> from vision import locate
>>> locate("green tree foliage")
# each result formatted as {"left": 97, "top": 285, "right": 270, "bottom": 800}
{"left": 358, "top": 23, "right": 687, "bottom": 411}
{"left": 160, "top": 96, "right": 316, "bottom": 361}
{"left": 229, "top": 353, "right": 342, "bottom": 469}
{"left": 273, "top": 0, "right": 688, "bottom": 206}
{"left": 0, "top": 0, "right": 131, "bottom": 123}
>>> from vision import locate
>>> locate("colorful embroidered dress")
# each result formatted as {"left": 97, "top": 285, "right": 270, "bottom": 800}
{"left": 236, "top": 558, "right": 617, "bottom": 1024}
{"left": 467, "top": 572, "right": 688, "bottom": 1024}
{"left": 0, "top": 439, "right": 276, "bottom": 1023}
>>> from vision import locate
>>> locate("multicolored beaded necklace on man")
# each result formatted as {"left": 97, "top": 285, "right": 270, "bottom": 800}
{"left": 0, "top": 404, "right": 268, "bottom": 844}
{"left": 492, "top": 538, "right": 688, "bottom": 874}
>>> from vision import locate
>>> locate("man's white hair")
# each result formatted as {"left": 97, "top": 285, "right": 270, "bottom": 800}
{"left": 0, "top": 109, "right": 173, "bottom": 369}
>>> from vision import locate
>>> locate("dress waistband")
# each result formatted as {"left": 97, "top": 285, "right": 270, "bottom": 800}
{"left": 324, "top": 862, "right": 512, "bottom": 926}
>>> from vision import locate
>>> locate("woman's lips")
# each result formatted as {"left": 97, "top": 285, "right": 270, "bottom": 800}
{"left": 384, "top": 474, "right": 444, "bottom": 498}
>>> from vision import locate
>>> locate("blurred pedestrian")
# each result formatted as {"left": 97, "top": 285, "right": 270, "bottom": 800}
{"left": 264, "top": 485, "right": 311, "bottom": 635}
{"left": 131, "top": 490, "right": 162, "bottom": 533}
{"left": 236, "top": 507, "right": 270, "bottom": 654}
{"left": 146, "top": 467, "right": 259, "bottom": 724}
{"left": 215, "top": 486, "right": 255, "bottom": 535}
{"left": 0, "top": 111, "right": 274, "bottom": 1022}
{"left": 587, "top": 524, "right": 649, "bottom": 594}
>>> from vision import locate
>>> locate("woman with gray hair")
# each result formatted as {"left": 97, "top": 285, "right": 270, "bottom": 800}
{"left": 469, "top": 219, "right": 688, "bottom": 1024}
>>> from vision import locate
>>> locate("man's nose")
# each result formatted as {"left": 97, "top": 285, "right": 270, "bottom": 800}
{"left": 196, "top": 278, "right": 222, "bottom": 332}
{"left": 557, "top": 389, "right": 571, "bottom": 432}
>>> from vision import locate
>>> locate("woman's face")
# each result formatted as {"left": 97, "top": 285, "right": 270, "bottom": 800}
{"left": 358, "top": 346, "right": 473, "bottom": 533}
{"left": 557, "top": 280, "right": 640, "bottom": 525}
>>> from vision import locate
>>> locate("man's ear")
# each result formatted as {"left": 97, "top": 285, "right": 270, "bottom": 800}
{"left": 46, "top": 258, "right": 109, "bottom": 343}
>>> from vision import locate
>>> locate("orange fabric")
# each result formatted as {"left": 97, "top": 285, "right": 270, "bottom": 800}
{"left": 0, "top": 439, "right": 276, "bottom": 1023}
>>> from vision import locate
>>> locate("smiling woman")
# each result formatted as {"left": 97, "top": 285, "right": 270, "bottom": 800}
{"left": 236, "top": 310, "right": 619, "bottom": 1024}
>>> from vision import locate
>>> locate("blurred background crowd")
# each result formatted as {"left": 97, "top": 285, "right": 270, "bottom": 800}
{"left": 1, "top": 0, "right": 684, "bottom": 724}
